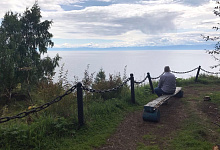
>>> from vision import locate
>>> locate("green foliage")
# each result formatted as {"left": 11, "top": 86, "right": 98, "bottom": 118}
{"left": 80, "top": 67, "right": 130, "bottom": 101}
{"left": 32, "top": 65, "right": 76, "bottom": 119}
{"left": 133, "top": 84, "right": 156, "bottom": 107}
{"left": 209, "top": 91, "right": 220, "bottom": 106}
{"left": 137, "top": 143, "right": 160, "bottom": 150}
{"left": 94, "top": 68, "right": 106, "bottom": 83}
{"left": 176, "top": 77, "right": 196, "bottom": 86}
{"left": 92, "top": 68, "right": 130, "bottom": 100}
{"left": 196, "top": 74, "right": 220, "bottom": 84}
{"left": 92, "top": 73, "right": 124, "bottom": 100}
{"left": 0, "top": 66, "right": 132, "bottom": 150}
{"left": 82, "top": 64, "right": 95, "bottom": 89}
{"left": 1, "top": 69, "right": 220, "bottom": 150}
{"left": 85, "top": 98, "right": 129, "bottom": 120}
{"left": 169, "top": 117, "right": 213, "bottom": 150}
{"left": 175, "top": 74, "right": 220, "bottom": 86}
{"left": 0, "top": 116, "right": 76, "bottom": 150}
{"left": 167, "top": 90, "right": 217, "bottom": 150}
{"left": 0, "top": 2, "right": 61, "bottom": 100}
{"left": 202, "top": 1, "right": 220, "bottom": 69}
{"left": 143, "top": 134, "right": 157, "bottom": 141}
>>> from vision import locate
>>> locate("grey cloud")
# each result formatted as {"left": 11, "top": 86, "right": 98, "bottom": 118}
{"left": 111, "top": 0, "right": 210, "bottom": 6}
{"left": 111, "top": 0, "right": 140, "bottom": 3}
{"left": 174, "top": 0, "right": 209, "bottom": 6}
{"left": 67, "top": 0, "right": 147, "bottom": 8}
{"left": 113, "top": 12, "right": 178, "bottom": 35}
{"left": 64, "top": 0, "right": 114, "bottom": 10}
{"left": 64, "top": 11, "right": 180, "bottom": 36}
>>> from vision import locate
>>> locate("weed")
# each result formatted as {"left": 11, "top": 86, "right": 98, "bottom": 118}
{"left": 209, "top": 92, "right": 220, "bottom": 106}
{"left": 137, "top": 143, "right": 160, "bottom": 150}
{"left": 143, "top": 134, "right": 157, "bottom": 141}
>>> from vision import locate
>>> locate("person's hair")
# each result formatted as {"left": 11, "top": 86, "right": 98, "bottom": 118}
{"left": 164, "top": 66, "right": 170, "bottom": 72}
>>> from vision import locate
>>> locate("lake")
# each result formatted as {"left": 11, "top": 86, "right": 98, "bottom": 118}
{"left": 44, "top": 50, "right": 220, "bottom": 83}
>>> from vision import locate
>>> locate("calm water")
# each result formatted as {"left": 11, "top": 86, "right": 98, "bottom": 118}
{"left": 45, "top": 50, "right": 220, "bottom": 82}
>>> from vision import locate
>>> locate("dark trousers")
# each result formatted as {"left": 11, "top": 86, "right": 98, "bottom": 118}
{"left": 154, "top": 87, "right": 174, "bottom": 97}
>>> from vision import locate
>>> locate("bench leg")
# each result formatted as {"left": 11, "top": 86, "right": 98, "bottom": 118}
{"left": 174, "top": 90, "right": 184, "bottom": 98}
{"left": 162, "top": 100, "right": 168, "bottom": 105}
{"left": 143, "top": 109, "right": 160, "bottom": 122}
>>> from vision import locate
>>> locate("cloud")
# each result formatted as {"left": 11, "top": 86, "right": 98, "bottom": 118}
{"left": 0, "top": 0, "right": 218, "bottom": 49}
{"left": 46, "top": 3, "right": 181, "bottom": 39}
{"left": 0, "top": 0, "right": 35, "bottom": 17}
{"left": 41, "top": 0, "right": 217, "bottom": 48}
{"left": 174, "top": 0, "right": 210, "bottom": 6}
{"left": 112, "top": 12, "right": 178, "bottom": 35}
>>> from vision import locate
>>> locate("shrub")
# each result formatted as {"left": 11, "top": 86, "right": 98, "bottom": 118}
{"left": 92, "top": 69, "right": 128, "bottom": 100}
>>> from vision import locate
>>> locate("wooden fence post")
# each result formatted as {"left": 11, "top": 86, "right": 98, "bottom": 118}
{"left": 130, "top": 73, "right": 135, "bottom": 104}
{"left": 77, "top": 82, "right": 84, "bottom": 126}
{"left": 147, "top": 72, "right": 154, "bottom": 94}
{"left": 195, "top": 66, "right": 201, "bottom": 82}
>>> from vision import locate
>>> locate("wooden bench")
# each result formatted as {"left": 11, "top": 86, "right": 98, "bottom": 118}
{"left": 143, "top": 87, "right": 183, "bottom": 122}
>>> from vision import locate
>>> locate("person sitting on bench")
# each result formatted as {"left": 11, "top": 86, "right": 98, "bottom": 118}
{"left": 154, "top": 66, "right": 176, "bottom": 97}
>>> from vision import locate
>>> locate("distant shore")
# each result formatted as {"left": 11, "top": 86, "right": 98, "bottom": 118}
{"left": 48, "top": 44, "right": 215, "bottom": 51}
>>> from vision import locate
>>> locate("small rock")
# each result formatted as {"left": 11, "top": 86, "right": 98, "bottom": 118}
{"left": 204, "top": 96, "right": 211, "bottom": 101}
{"left": 213, "top": 144, "right": 220, "bottom": 150}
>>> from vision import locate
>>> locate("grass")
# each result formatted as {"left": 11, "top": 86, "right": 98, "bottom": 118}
{"left": 167, "top": 110, "right": 213, "bottom": 150}
{"left": 0, "top": 84, "right": 155, "bottom": 150}
{"left": 136, "top": 75, "right": 220, "bottom": 150}
{"left": 166, "top": 76, "right": 220, "bottom": 150}
{"left": 210, "top": 92, "right": 220, "bottom": 106}
{"left": 143, "top": 134, "right": 157, "bottom": 141}
{"left": 0, "top": 75, "right": 220, "bottom": 149}
{"left": 137, "top": 143, "right": 160, "bottom": 150}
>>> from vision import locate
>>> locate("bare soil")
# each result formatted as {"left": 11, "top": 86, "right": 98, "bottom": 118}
{"left": 95, "top": 85, "right": 220, "bottom": 150}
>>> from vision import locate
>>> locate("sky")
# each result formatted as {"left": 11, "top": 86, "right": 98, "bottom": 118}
{"left": 0, "top": 0, "right": 219, "bottom": 50}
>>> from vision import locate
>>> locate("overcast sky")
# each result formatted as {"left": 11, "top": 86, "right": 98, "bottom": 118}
{"left": 0, "top": 0, "right": 219, "bottom": 49}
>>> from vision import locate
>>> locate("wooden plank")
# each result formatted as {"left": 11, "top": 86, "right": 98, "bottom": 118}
{"left": 144, "top": 87, "right": 182, "bottom": 108}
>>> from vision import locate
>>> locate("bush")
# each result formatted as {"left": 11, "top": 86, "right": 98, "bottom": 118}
{"left": 92, "top": 69, "right": 128, "bottom": 100}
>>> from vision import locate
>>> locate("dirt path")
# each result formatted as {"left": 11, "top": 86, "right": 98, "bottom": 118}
{"left": 95, "top": 85, "right": 220, "bottom": 150}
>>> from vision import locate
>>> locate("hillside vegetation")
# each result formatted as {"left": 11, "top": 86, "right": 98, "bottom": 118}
{"left": 0, "top": 74, "right": 220, "bottom": 150}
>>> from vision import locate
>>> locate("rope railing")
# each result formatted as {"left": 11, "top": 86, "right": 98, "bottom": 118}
{"left": 0, "top": 85, "right": 77, "bottom": 124}
{"left": 200, "top": 68, "right": 220, "bottom": 74}
{"left": 151, "top": 72, "right": 164, "bottom": 80}
{"left": 134, "top": 75, "right": 148, "bottom": 84}
{"left": 83, "top": 78, "right": 130, "bottom": 93}
{"left": 0, "top": 78, "right": 130, "bottom": 125}
{"left": 171, "top": 67, "right": 199, "bottom": 74}
{"left": 1, "top": 66, "right": 220, "bottom": 126}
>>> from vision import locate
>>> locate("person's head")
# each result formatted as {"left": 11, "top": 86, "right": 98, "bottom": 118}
{"left": 164, "top": 66, "right": 170, "bottom": 72}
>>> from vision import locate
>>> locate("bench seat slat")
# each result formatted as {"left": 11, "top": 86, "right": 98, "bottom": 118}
{"left": 144, "top": 87, "right": 182, "bottom": 108}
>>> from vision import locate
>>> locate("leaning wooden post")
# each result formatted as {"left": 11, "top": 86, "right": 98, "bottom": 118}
{"left": 77, "top": 82, "right": 84, "bottom": 126}
{"left": 195, "top": 66, "right": 201, "bottom": 82}
{"left": 147, "top": 72, "right": 154, "bottom": 94}
{"left": 130, "top": 73, "right": 135, "bottom": 104}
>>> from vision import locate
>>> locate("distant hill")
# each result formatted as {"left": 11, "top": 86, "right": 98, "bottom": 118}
{"left": 49, "top": 44, "right": 215, "bottom": 51}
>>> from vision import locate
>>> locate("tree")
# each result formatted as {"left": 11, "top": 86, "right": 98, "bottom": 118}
{"left": 94, "top": 68, "right": 106, "bottom": 83}
{"left": 203, "top": 1, "right": 220, "bottom": 69}
{"left": 0, "top": 2, "right": 61, "bottom": 100}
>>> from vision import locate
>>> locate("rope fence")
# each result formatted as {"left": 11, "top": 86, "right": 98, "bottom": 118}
{"left": 1, "top": 66, "right": 220, "bottom": 126}
{"left": 201, "top": 68, "right": 220, "bottom": 74}
{"left": 171, "top": 67, "right": 199, "bottom": 74}
{"left": 83, "top": 78, "right": 130, "bottom": 93}
{"left": 0, "top": 85, "right": 77, "bottom": 123}
{"left": 151, "top": 72, "right": 164, "bottom": 80}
